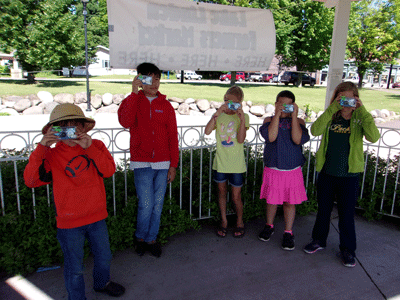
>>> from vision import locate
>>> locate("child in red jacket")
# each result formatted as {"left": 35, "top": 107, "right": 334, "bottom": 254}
{"left": 118, "top": 62, "right": 179, "bottom": 257}
{"left": 24, "top": 103, "right": 125, "bottom": 300}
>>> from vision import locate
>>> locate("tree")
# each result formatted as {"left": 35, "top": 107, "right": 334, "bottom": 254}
{"left": 0, "top": 0, "right": 108, "bottom": 79}
{"left": 346, "top": 0, "right": 400, "bottom": 87}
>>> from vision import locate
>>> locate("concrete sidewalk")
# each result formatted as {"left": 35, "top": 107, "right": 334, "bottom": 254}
{"left": 1, "top": 211, "right": 400, "bottom": 300}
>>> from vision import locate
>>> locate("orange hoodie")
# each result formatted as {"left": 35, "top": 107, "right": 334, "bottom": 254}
{"left": 24, "top": 140, "right": 115, "bottom": 229}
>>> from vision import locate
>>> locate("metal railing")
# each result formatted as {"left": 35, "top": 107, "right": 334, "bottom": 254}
{"left": 1, "top": 124, "right": 399, "bottom": 219}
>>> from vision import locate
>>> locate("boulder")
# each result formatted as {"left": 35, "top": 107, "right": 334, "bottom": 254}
{"left": 170, "top": 101, "right": 179, "bottom": 110}
{"left": 4, "top": 95, "right": 24, "bottom": 102}
{"left": 169, "top": 96, "right": 184, "bottom": 103}
{"left": 0, "top": 108, "right": 19, "bottom": 116}
{"left": 374, "top": 109, "right": 382, "bottom": 118}
{"left": 112, "top": 94, "right": 125, "bottom": 105}
{"left": 54, "top": 93, "right": 74, "bottom": 104}
{"left": 4, "top": 100, "right": 16, "bottom": 108}
{"left": 23, "top": 106, "right": 44, "bottom": 115}
{"left": 250, "top": 105, "right": 266, "bottom": 116}
{"left": 32, "top": 99, "right": 41, "bottom": 106}
{"left": 78, "top": 103, "right": 97, "bottom": 113}
{"left": 92, "top": 94, "right": 103, "bottom": 109}
{"left": 242, "top": 106, "right": 250, "bottom": 114}
{"left": 189, "top": 103, "right": 200, "bottom": 111}
{"left": 74, "top": 92, "right": 87, "bottom": 104}
{"left": 102, "top": 93, "right": 113, "bottom": 106}
{"left": 14, "top": 99, "right": 32, "bottom": 112}
{"left": 374, "top": 117, "right": 385, "bottom": 124}
{"left": 28, "top": 94, "right": 40, "bottom": 102}
{"left": 43, "top": 102, "right": 59, "bottom": 114}
{"left": 204, "top": 108, "right": 217, "bottom": 116}
{"left": 265, "top": 104, "right": 275, "bottom": 115}
{"left": 390, "top": 111, "right": 396, "bottom": 117}
{"left": 97, "top": 104, "right": 119, "bottom": 113}
{"left": 370, "top": 110, "right": 378, "bottom": 118}
{"left": 380, "top": 109, "right": 390, "bottom": 118}
{"left": 261, "top": 112, "right": 273, "bottom": 119}
{"left": 37, "top": 91, "right": 53, "bottom": 103}
{"left": 246, "top": 100, "right": 253, "bottom": 107}
{"left": 184, "top": 97, "right": 195, "bottom": 104}
{"left": 210, "top": 101, "right": 223, "bottom": 109}
{"left": 196, "top": 99, "right": 210, "bottom": 112}
{"left": 177, "top": 103, "right": 190, "bottom": 115}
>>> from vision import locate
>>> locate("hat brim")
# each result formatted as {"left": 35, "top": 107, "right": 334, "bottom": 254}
{"left": 42, "top": 115, "right": 95, "bottom": 135}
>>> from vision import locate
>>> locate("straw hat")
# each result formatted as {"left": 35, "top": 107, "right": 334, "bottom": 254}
{"left": 42, "top": 103, "right": 95, "bottom": 134}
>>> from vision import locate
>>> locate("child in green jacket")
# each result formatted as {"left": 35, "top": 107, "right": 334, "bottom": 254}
{"left": 303, "top": 82, "right": 380, "bottom": 267}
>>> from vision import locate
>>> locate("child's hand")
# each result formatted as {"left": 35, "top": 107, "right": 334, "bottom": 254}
{"left": 74, "top": 128, "right": 92, "bottom": 149}
{"left": 167, "top": 167, "right": 176, "bottom": 184}
{"left": 236, "top": 107, "right": 245, "bottom": 122}
{"left": 132, "top": 74, "right": 143, "bottom": 94}
{"left": 292, "top": 103, "right": 299, "bottom": 117}
{"left": 40, "top": 126, "right": 59, "bottom": 147}
{"left": 216, "top": 103, "right": 228, "bottom": 116}
{"left": 274, "top": 102, "right": 283, "bottom": 117}
{"left": 355, "top": 97, "right": 363, "bottom": 109}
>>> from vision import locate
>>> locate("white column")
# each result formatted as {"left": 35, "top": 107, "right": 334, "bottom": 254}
{"left": 324, "top": 0, "right": 352, "bottom": 108}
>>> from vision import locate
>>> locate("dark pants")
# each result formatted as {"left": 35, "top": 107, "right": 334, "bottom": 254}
{"left": 312, "top": 172, "right": 359, "bottom": 256}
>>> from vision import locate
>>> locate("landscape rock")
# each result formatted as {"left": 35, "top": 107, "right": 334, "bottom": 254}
{"left": 196, "top": 99, "right": 210, "bottom": 112}
{"left": 97, "top": 104, "right": 119, "bottom": 113}
{"left": 112, "top": 94, "right": 125, "bottom": 105}
{"left": 23, "top": 106, "right": 44, "bottom": 115}
{"left": 374, "top": 117, "right": 385, "bottom": 124}
{"left": 169, "top": 97, "right": 184, "bottom": 103}
{"left": 189, "top": 110, "right": 204, "bottom": 117}
{"left": 178, "top": 103, "right": 190, "bottom": 115}
{"left": 246, "top": 101, "right": 253, "bottom": 107}
{"left": 250, "top": 105, "right": 266, "bottom": 116}
{"left": 0, "top": 108, "right": 19, "bottom": 116}
{"left": 37, "top": 91, "right": 53, "bottom": 103}
{"left": 210, "top": 101, "right": 222, "bottom": 109}
{"left": 204, "top": 108, "right": 217, "bottom": 116}
{"left": 102, "top": 93, "right": 113, "bottom": 106}
{"left": 184, "top": 98, "right": 195, "bottom": 104}
{"left": 5, "top": 95, "right": 24, "bottom": 102}
{"left": 43, "top": 102, "right": 59, "bottom": 114}
{"left": 14, "top": 99, "right": 32, "bottom": 112}
{"left": 78, "top": 103, "right": 96, "bottom": 113}
{"left": 54, "top": 93, "right": 74, "bottom": 104}
{"left": 189, "top": 103, "right": 199, "bottom": 111}
{"left": 74, "top": 92, "right": 87, "bottom": 104}
{"left": 92, "top": 94, "right": 103, "bottom": 109}
{"left": 380, "top": 109, "right": 390, "bottom": 118}
{"left": 265, "top": 104, "right": 275, "bottom": 115}
{"left": 28, "top": 94, "right": 40, "bottom": 102}
{"left": 4, "top": 101, "right": 16, "bottom": 108}
{"left": 370, "top": 110, "right": 378, "bottom": 118}
{"left": 170, "top": 101, "right": 179, "bottom": 109}
{"left": 243, "top": 106, "right": 250, "bottom": 114}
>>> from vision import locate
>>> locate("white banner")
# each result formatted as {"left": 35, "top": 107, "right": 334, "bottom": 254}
{"left": 107, "top": 0, "right": 276, "bottom": 71}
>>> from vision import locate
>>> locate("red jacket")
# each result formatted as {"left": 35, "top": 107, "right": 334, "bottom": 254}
{"left": 118, "top": 91, "right": 179, "bottom": 168}
{"left": 24, "top": 140, "right": 115, "bottom": 229}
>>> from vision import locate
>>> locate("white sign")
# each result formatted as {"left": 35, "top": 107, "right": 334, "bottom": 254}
{"left": 107, "top": 0, "right": 276, "bottom": 71}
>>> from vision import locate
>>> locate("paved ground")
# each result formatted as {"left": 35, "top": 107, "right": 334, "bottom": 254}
{"left": 1, "top": 209, "right": 400, "bottom": 300}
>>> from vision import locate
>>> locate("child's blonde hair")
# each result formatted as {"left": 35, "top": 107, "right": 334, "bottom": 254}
{"left": 226, "top": 85, "right": 244, "bottom": 101}
{"left": 329, "top": 82, "right": 359, "bottom": 120}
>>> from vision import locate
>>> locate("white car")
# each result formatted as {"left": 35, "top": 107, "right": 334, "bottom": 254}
{"left": 343, "top": 76, "right": 368, "bottom": 86}
{"left": 177, "top": 71, "right": 202, "bottom": 80}
{"left": 250, "top": 73, "right": 262, "bottom": 82}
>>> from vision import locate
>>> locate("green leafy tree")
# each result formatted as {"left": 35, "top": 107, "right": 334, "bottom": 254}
{"left": 346, "top": 0, "right": 400, "bottom": 87}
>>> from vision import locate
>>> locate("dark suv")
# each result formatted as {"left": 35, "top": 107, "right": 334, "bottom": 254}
{"left": 280, "top": 72, "right": 316, "bottom": 86}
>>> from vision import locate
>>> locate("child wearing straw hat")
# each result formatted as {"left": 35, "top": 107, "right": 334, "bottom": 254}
{"left": 24, "top": 103, "right": 125, "bottom": 299}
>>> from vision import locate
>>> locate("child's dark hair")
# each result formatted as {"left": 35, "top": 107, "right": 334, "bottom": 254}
{"left": 276, "top": 90, "right": 295, "bottom": 103}
{"left": 226, "top": 85, "right": 244, "bottom": 101}
{"left": 136, "top": 62, "right": 161, "bottom": 78}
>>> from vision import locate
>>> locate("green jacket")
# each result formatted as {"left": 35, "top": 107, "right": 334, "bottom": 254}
{"left": 311, "top": 100, "right": 380, "bottom": 173}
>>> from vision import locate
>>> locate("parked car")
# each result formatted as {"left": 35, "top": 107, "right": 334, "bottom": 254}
{"left": 272, "top": 75, "right": 280, "bottom": 83}
{"left": 62, "top": 66, "right": 88, "bottom": 77}
{"left": 343, "top": 76, "right": 368, "bottom": 86}
{"left": 250, "top": 73, "right": 263, "bottom": 82}
{"left": 176, "top": 70, "right": 202, "bottom": 80}
{"left": 262, "top": 73, "right": 274, "bottom": 83}
{"left": 219, "top": 72, "right": 245, "bottom": 82}
{"left": 392, "top": 82, "right": 400, "bottom": 88}
{"left": 245, "top": 72, "right": 255, "bottom": 81}
{"left": 280, "top": 71, "right": 316, "bottom": 86}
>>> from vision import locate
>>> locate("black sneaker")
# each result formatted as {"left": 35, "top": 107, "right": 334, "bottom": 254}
{"left": 134, "top": 238, "right": 146, "bottom": 256}
{"left": 258, "top": 224, "right": 274, "bottom": 242}
{"left": 282, "top": 232, "right": 295, "bottom": 250}
{"left": 303, "top": 241, "right": 325, "bottom": 254}
{"left": 94, "top": 281, "right": 125, "bottom": 297}
{"left": 340, "top": 249, "right": 356, "bottom": 268}
{"left": 148, "top": 242, "right": 162, "bottom": 257}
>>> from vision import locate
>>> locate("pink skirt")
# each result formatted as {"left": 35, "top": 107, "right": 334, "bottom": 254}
{"left": 260, "top": 166, "right": 307, "bottom": 205}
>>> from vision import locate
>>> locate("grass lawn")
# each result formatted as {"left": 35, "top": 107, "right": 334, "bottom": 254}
{"left": 0, "top": 78, "right": 399, "bottom": 113}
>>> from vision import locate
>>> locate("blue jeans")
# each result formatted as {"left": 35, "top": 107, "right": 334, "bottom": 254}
{"left": 57, "top": 219, "right": 112, "bottom": 300}
{"left": 134, "top": 167, "right": 168, "bottom": 242}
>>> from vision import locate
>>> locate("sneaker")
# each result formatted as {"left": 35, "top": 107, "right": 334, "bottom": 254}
{"left": 134, "top": 238, "right": 146, "bottom": 256}
{"left": 94, "top": 281, "right": 125, "bottom": 297}
{"left": 258, "top": 225, "right": 274, "bottom": 242}
{"left": 340, "top": 249, "right": 356, "bottom": 268}
{"left": 282, "top": 232, "right": 295, "bottom": 250}
{"left": 148, "top": 242, "right": 162, "bottom": 257}
{"left": 303, "top": 240, "right": 325, "bottom": 254}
